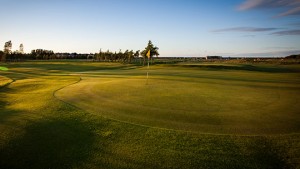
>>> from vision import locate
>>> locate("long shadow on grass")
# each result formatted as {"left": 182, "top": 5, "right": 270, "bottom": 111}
{"left": 0, "top": 117, "right": 95, "bottom": 169}
{"left": 0, "top": 107, "right": 20, "bottom": 123}
{"left": 0, "top": 80, "right": 20, "bottom": 122}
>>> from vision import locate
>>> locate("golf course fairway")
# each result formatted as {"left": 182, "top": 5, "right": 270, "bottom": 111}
{"left": 0, "top": 61, "right": 299, "bottom": 169}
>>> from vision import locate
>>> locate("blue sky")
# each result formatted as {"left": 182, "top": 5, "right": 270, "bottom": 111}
{"left": 0, "top": 0, "right": 299, "bottom": 57}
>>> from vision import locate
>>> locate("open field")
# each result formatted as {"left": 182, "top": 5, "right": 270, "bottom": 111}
{"left": 0, "top": 61, "right": 300, "bottom": 169}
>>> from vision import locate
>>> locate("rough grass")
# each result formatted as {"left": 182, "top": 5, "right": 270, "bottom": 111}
{"left": 0, "top": 61, "right": 299, "bottom": 169}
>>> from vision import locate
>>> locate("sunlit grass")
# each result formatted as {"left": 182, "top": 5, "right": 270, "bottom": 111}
{"left": 57, "top": 66, "right": 300, "bottom": 135}
{"left": 0, "top": 75, "right": 12, "bottom": 87}
{"left": 0, "top": 61, "right": 299, "bottom": 169}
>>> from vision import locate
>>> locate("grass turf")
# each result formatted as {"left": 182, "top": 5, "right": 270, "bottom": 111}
{"left": 56, "top": 64, "right": 300, "bottom": 135}
{"left": 0, "top": 61, "right": 299, "bottom": 169}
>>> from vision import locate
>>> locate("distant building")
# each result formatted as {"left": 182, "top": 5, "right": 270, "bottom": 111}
{"left": 206, "top": 56, "right": 222, "bottom": 60}
{"left": 87, "top": 54, "right": 94, "bottom": 59}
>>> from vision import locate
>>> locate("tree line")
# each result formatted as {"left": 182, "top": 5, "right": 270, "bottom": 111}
{"left": 0, "top": 40, "right": 159, "bottom": 65}
{"left": 94, "top": 49, "right": 140, "bottom": 63}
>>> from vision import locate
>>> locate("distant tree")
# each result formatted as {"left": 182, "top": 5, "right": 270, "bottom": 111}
{"left": 134, "top": 50, "right": 140, "bottom": 64}
{"left": 4, "top": 41, "right": 12, "bottom": 54}
{"left": 134, "top": 50, "right": 140, "bottom": 58}
{"left": 123, "top": 50, "right": 129, "bottom": 63}
{"left": 117, "top": 49, "right": 123, "bottom": 62}
{"left": 285, "top": 54, "right": 300, "bottom": 59}
{"left": 141, "top": 40, "right": 159, "bottom": 66}
{"left": 127, "top": 50, "right": 133, "bottom": 63}
{"left": 31, "top": 50, "right": 37, "bottom": 59}
{"left": 0, "top": 50, "right": 5, "bottom": 62}
{"left": 30, "top": 49, "right": 54, "bottom": 60}
{"left": 93, "top": 48, "right": 142, "bottom": 63}
{"left": 105, "top": 50, "right": 111, "bottom": 61}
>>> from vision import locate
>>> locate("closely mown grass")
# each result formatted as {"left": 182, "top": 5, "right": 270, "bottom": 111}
{"left": 0, "top": 61, "right": 299, "bottom": 169}
{"left": 57, "top": 64, "right": 300, "bottom": 135}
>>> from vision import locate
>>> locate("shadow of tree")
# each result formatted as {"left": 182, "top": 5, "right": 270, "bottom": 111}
{"left": 0, "top": 84, "right": 20, "bottom": 122}
{"left": 0, "top": 117, "right": 95, "bottom": 169}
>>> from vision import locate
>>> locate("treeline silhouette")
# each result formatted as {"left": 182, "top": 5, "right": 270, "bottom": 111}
{"left": 0, "top": 40, "right": 159, "bottom": 66}
{"left": 94, "top": 50, "right": 141, "bottom": 63}
{"left": 0, "top": 49, "right": 142, "bottom": 63}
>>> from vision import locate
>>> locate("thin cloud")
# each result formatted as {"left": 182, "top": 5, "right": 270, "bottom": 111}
{"left": 238, "top": 0, "right": 300, "bottom": 17}
{"left": 212, "top": 27, "right": 278, "bottom": 33}
{"left": 280, "top": 6, "right": 300, "bottom": 16}
{"left": 271, "top": 29, "right": 300, "bottom": 35}
{"left": 242, "top": 35, "right": 256, "bottom": 37}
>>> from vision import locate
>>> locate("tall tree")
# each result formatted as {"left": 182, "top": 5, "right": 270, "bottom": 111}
{"left": 134, "top": 50, "right": 140, "bottom": 63}
{"left": 128, "top": 50, "right": 134, "bottom": 63}
{"left": 141, "top": 40, "right": 159, "bottom": 66}
{"left": 0, "top": 51, "right": 5, "bottom": 62}
{"left": 4, "top": 41, "right": 12, "bottom": 54}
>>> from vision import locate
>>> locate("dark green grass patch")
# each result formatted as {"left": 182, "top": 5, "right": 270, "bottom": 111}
{"left": 0, "top": 117, "right": 95, "bottom": 169}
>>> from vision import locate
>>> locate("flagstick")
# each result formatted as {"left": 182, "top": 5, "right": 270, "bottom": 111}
{"left": 146, "top": 50, "right": 151, "bottom": 85}
{"left": 146, "top": 57, "right": 149, "bottom": 85}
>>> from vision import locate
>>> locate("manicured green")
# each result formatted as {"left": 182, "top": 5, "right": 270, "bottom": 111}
{"left": 0, "top": 61, "right": 299, "bottom": 169}
{"left": 57, "top": 64, "right": 300, "bottom": 135}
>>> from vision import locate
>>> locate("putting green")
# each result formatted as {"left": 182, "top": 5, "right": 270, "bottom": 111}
{"left": 56, "top": 70, "right": 300, "bottom": 135}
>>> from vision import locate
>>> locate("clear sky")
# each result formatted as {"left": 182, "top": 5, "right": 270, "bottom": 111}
{"left": 0, "top": 0, "right": 299, "bottom": 57}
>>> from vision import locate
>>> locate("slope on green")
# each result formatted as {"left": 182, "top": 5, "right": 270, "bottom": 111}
{"left": 57, "top": 65, "right": 300, "bottom": 135}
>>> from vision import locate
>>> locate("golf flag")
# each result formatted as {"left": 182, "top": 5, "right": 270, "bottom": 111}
{"left": 146, "top": 50, "right": 151, "bottom": 59}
